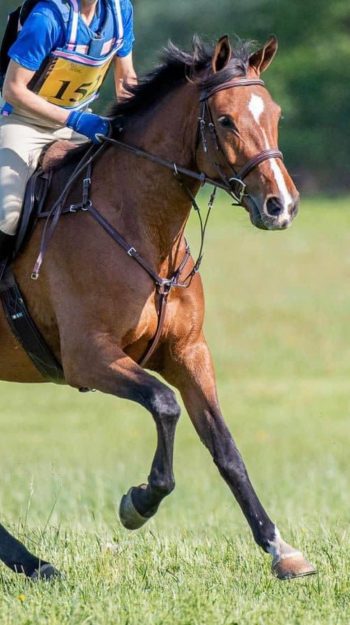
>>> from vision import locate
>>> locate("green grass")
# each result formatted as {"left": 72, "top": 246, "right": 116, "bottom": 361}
{"left": 1, "top": 196, "right": 350, "bottom": 624}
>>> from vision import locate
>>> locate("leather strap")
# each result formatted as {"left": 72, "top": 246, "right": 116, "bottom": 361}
{"left": 200, "top": 78, "right": 265, "bottom": 101}
{"left": 0, "top": 268, "right": 64, "bottom": 382}
{"left": 87, "top": 203, "right": 166, "bottom": 288}
{"left": 86, "top": 203, "right": 194, "bottom": 368}
{"left": 237, "top": 149, "right": 283, "bottom": 180}
{"left": 139, "top": 290, "right": 169, "bottom": 367}
{"left": 99, "top": 135, "right": 232, "bottom": 192}
{"left": 32, "top": 143, "right": 104, "bottom": 280}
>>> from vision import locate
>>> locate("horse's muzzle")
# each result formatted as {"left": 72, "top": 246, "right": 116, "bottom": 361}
{"left": 244, "top": 194, "right": 299, "bottom": 231}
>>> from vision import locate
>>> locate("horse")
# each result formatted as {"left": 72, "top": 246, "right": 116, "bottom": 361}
{"left": 0, "top": 34, "right": 316, "bottom": 581}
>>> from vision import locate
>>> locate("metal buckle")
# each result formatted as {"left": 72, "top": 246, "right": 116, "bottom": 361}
{"left": 82, "top": 199, "right": 92, "bottom": 211}
{"left": 157, "top": 280, "right": 172, "bottom": 295}
{"left": 82, "top": 176, "right": 91, "bottom": 207}
{"left": 208, "top": 122, "right": 219, "bottom": 151}
{"left": 127, "top": 246, "right": 136, "bottom": 256}
{"left": 228, "top": 177, "right": 246, "bottom": 204}
{"left": 69, "top": 199, "right": 92, "bottom": 213}
{"left": 198, "top": 117, "right": 208, "bottom": 153}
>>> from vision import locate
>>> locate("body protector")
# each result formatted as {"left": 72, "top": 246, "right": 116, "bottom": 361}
{"left": 1, "top": 0, "right": 124, "bottom": 110}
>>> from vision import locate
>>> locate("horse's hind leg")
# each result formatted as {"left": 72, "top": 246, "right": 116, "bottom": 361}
{"left": 66, "top": 351, "right": 180, "bottom": 530}
{"left": 163, "top": 337, "right": 316, "bottom": 580}
{"left": 0, "top": 523, "right": 59, "bottom": 579}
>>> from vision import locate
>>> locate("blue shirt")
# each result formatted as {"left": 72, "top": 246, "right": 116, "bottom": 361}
{"left": 9, "top": 0, "right": 134, "bottom": 71}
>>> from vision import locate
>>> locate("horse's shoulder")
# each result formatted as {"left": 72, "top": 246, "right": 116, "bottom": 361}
{"left": 40, "top": 140, "right": 87, "bottom": 172}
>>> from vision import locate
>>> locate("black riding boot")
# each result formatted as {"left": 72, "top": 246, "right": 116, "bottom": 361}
{"left": 0, "top": 231, "right": 15, "bottom": 263}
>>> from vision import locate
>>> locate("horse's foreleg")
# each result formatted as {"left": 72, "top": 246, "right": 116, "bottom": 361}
{"left": 119, "top": 369, "right": 180, "bottom": 529}
{"left": 163, "top": 339, "right": 316, "bottom": 580}
{"left": 68, "top": 352, "right": 180, "bottom": 530}
{"left": 0, "top": 522, "right": 59, "bottom": 579}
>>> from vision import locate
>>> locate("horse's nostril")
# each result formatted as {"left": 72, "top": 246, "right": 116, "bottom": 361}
{"left": 266, "top": 197, "right": 284, "bottom": 217}
{"left": 290, "top": 200, "right": 299, "bottom": 217}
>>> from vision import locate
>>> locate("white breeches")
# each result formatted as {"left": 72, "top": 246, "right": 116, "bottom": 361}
{"left": 0, "top": 111, "right": 87, "bottom": 235}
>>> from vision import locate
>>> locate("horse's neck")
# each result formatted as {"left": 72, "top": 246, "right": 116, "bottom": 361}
{"left": 133, "top": 83, "right": 199, "bottom": 173}
{"left": 112, "top": 84, "right": 200, "bottom": 257}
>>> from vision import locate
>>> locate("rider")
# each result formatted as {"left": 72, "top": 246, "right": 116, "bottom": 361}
{"left": 0, "top": 0, "right": 136, "bottom": 262}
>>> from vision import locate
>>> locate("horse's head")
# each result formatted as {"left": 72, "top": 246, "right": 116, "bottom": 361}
{"left": 196, "top": 36, "right": 299, "bottom": 230}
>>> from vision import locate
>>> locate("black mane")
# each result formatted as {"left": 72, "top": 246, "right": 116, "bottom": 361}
{"left": 109, "top": 37, "right": 255, "bottom": 127}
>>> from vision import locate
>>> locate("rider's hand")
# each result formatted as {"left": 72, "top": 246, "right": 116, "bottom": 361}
{"left": 66, "top": 110, "right": 111, "bottom": 144}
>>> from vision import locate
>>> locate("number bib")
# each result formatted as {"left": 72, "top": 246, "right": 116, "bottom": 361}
{"left": 32, "top": 50, "right": 115, "bottom": 109}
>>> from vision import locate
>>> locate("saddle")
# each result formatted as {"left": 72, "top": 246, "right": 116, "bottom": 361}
{"left": 14, "top": 140, "right": 89, "bottom": 258}
{"left": 0, "top": 139, "right": 93, "bottom": 385}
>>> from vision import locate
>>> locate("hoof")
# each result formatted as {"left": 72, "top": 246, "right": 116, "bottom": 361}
{"left": 30, "top": 563, "right": 61, "bottom": 581}
{"left": 119, "top": 487, "right": 150, "bottom": 530}
{"left": 272, "top": 552, "right": 317, "bottom": 580}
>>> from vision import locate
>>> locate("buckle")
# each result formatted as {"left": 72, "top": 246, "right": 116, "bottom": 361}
{"left": 69, "top": 199, "right": 92, "bottom": 213}
{"left": 157, "top": 280, "right": 172, "bottom": 295}
{"left": 82, "top": 199, "right": 92, "bottom": 211}
{"left": 228, "top": 177, "right": 246, "bottom": 204}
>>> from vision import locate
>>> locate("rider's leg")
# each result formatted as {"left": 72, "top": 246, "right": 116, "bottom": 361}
{"left": 0, "top": 115, "right": 45, "bottom": 261}
{"left": 0, "top": 113, "right": 87, "bottom": 262}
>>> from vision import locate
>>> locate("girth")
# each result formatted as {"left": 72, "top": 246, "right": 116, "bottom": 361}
{"left": 0, "top": 269, "right": 63, "bottom": 382}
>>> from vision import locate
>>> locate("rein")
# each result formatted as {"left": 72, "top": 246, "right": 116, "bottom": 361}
{"left": 32, "top": 76, "right": 284, "bottom": 368}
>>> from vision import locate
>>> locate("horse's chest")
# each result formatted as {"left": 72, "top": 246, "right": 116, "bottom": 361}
{"left": 122, "top": 298, "right": 159, "bottom": 349}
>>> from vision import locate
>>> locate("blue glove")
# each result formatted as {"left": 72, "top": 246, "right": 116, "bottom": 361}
{"left": 66, "top": 110, "right": 111, "bottom": 143}
{"left": 1, "top": 103, "right": 13, "bottom": 117}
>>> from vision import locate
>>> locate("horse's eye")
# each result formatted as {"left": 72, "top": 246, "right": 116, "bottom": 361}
{"left": 218, "top": 115, "right": 235, "bottom": 129}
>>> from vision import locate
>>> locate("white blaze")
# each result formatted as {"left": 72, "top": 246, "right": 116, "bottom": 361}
{"left": 248, "top": 94, "right": 265, "bottom": 124}
{"left": 247, "top": 93, "right": 293, "bottom": 213}
{"left": 267, "top": 151, "right": 293, "bottom": 209}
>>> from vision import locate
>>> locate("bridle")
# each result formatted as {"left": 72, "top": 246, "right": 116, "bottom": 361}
{"left": 198, "top": 77, "right": 283, "bottom": 205}
{"left": 33, "top": 75, "right": 285, "bottom": 369}
{"left": 97, "top": 78, "right": 283, "bottom": 205}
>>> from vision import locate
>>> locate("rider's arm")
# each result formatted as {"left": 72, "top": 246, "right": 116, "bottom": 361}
{"left": 114, "top": 53, "right": 137, "bottom": 99}
{"left": 2, "top": 61, "right": 69, "bottom": 125}
{"left": 3, "top": 2, "right": 68, "bottom": 123}
{"left": 114, "top": 0, "right": 136, "bottom": 99}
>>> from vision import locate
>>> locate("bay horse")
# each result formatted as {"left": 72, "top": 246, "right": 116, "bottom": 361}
{"left": 0, "top": 35, "right": 316, "bottom": 580}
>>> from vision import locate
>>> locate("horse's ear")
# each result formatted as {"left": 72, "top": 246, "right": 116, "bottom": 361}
{"left": 249, "top": 36, "right": 278, "bottom": 75}
{"left": 212, "top": 35, "right": 232, "bottom": 73}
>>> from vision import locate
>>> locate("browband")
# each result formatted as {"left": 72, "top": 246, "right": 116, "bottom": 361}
{"left": 200, "top": 78, "right": 265, "bottom": 102}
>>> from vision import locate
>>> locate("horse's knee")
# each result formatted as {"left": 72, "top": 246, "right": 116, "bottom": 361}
{"left": 149, "top": 387, "right": 181, "bottom": 422}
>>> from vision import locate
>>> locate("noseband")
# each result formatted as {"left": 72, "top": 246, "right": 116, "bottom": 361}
{"left": 198, "top": 78, "right": 283, "bottom": 204}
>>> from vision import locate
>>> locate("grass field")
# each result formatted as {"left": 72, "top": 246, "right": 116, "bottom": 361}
{"left": 1, "top": 196, "right": 350, "bottom": 624}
